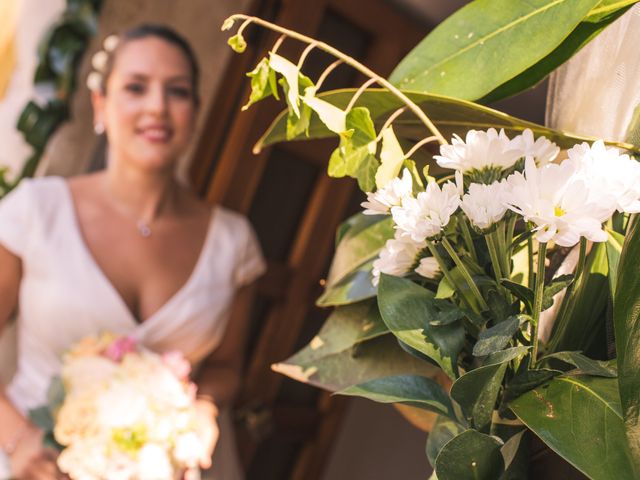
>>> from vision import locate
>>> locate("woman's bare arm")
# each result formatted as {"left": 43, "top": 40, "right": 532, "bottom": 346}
{"left": 195, "top": 283, "right": 257, "bottom": 408}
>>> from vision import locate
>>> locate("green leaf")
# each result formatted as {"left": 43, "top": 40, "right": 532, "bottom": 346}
{"left": 606, "top": 229, "right": 625, "bottom": 297}
{"left": 378, "top": 274, "right": 465, "bottom": 379}
{"left": 584, "top": 0, "right": 639, "bottom": 22}
{"left": 500, "top": 280, "right": 534, "bottom": 313}
{"left": 426, "top": 415, "right": 466, "bottom": 467}
{"left": 510, "top": 375, "right": 636, "bottom": 479}
{"left": 302, "top": 87, "right": 346, "bottom": 134}
{"left": 338, "top": 374, "right": 456, "bottom": 419}
{"left": 227, "top": 33, "right": 246, "bottom": 53}
{"left": 435, "top": 429, "right": 504, "bottom": 480}
{"left": 541, "top": 351, "right": 617, "bottom": 377}
{"left": 375, "top": 126, "right": 405, "bottom": 189}
{"left": 484, "top": 346, "right": 530, "bottom": 367}
{"left": 325, "top": 215, "right": 394, "bottom": 287}
{"left": 614, "top": 216, "right": 640, "bottom": 473}
{"left": 270, "top": 52, "right": 302, "bottom": 117}
{"left": 473, "top": 315, "right": 527, "bottom": 357}
{"left": 481, "top": 5, "right": 633, "bottom": 102}
{"left": 502, "top": 368, "right": 560, "bottom": 406}
{"left": 272, "top": 302, "right": 437, "bottom": 392}
{"left": 254, "top": 89, "right": 637, "bottom": 155}
{"left": 451, "top": 362, "right": 509, "bottom": 431}
{"left": 316, "top": 259, "right": 378, "bottom": 307}
{"left": 242, "top": 57, "right": 279, "bottom": 110}
{"left": 542, "top": 274, "right": 574, "bottom": 311}
{"left": 388, "top": 0, "right": 600, "bottom": 101}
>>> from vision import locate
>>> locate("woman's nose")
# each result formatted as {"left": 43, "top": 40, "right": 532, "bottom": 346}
{"left": 145, "top": 84, "right": 168, "bottom": 114}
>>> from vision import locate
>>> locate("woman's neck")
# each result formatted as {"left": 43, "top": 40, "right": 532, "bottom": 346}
{"left": 102, "top": 162, "right": 180, "bottom": 224}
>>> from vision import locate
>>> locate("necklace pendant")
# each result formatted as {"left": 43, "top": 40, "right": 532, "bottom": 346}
{"left": 136, "top": 220, "right": 152, "bottom": 238}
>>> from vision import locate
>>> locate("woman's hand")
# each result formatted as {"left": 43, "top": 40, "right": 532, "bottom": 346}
{"left": 9, "top": 426, "right": 66, "bottom": 479}
{"left": 193, "top": 398, "right": 220, "bottom": 470}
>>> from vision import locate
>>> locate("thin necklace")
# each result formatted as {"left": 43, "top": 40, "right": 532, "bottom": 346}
{"left": 136, "top": 219, "right": 152, "bottom": 237}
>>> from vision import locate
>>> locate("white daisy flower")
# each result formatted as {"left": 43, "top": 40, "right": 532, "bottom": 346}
{"left": 415, "top": 256, "right": 441, "bottom": 279}
{"left": 503, "top": 158, "right": 610, "bottom": 247}
{"left": 391, "top": 181, "right": 460, "bottom": 243}
{"left": 361, "top": 168, "right": 414, "bottom": 215}
{"left": 371, "top": 234, "right": 424, "bottom": 286}
{"left": 510, "top": 129, "right": 560, "bottom": 166}
{"left": 567, "top": 140, "right": 640, "bottom": 214}
{"left": 460, "top": 181, "right": 508, "bottom": 231}
{"left": 434, "top": 128, "right": 521, "bottom": 174}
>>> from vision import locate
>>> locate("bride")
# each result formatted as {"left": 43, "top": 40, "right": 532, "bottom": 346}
{"left": 0, "top": 24, "right": 265, "bottom": 479}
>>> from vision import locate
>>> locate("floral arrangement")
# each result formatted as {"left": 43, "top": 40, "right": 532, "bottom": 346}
{"left": 32, "top": 333, "right": 204, "bottom": 480}
{"left": 222, "top": 1, "right": 640, "bottom": 479}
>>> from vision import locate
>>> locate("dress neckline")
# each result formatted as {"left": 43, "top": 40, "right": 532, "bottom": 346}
{"left": 56, "top": 177, "right": 217, "bottom": 327}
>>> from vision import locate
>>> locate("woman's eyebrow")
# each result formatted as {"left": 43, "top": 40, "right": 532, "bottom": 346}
{"left": 123, "top": 73, "right": 192, "bottom": 83}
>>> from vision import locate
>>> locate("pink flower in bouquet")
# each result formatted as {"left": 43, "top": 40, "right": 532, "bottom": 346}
{"left": 162, "top": 350, "right": 192, "bottom": 381}
{"left": 103, "top": 336, "right": 138, "bottom": 362}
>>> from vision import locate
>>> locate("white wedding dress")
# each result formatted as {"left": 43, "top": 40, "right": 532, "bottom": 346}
{"left": 0, "top": 176, "right": 266, "bottom": 480}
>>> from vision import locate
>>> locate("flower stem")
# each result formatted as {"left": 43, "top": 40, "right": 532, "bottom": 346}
{"left": 497, "top": 221, "right": 509, "bottom": 279}
{"left": 527, "top": 236, "right": 535, "bottom": 289}
{"left": 485, "top": 231, "right": 504, "bottom": 283}
{"left": 505, "top": 215, "right": 517, "bottom": 278}
{"left": 224, "top": 14, "right": 448, "bottom": 144}
{"left": 441, "top": 237, "right": 489, "bottom": 312}
{"left": 426, "top": 241, "right": 474, "bottom": 313}
{"left": 530, "top": 242, "right": 547, "bottom": 368}
{"left": 459, "top": 215, "right": 478, "bottom": 263}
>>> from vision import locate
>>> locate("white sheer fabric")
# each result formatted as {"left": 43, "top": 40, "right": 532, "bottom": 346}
{"left": 540, "top": 4, "right": 640, "bottom": 342}
{"left": 0, "top": 176, "right": 266, "bottom": 479}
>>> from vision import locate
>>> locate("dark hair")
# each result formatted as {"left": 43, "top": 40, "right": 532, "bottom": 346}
{"left": 100, "top": 23, "right": 200, "bottom": 105}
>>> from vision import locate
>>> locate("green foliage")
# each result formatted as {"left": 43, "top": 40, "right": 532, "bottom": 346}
{"left": 614, "top": 216, "right": 640, "bottom": 474}
{"left": 271, "top": 302, "right": 438, "bottom": 392}
{"left": 338, "top": 374, "right": 456, "bottom": 419}
{"left": 472, "top": 315, "right": 528, "bottom": 356}
{"left": 388, "top": 0, "right": 600, "bottom": 101}
{"left": 510, "top": 375, "right": 636, "bottom": 479}
{"left": 378, "top": 274, "right": 465, "bottom": 379}
{"left": 434, "top": 429, "right": 505, "bottom": 480}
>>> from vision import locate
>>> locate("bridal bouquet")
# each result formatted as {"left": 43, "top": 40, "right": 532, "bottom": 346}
{"left": 223, "top": 1, "right": 640, "bottom": 478}
{"left": 33, "top": 333, "right": 204, "bottom": 480}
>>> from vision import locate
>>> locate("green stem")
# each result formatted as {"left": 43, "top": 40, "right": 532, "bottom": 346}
{"left": 426, "top": 241, "right": 474, "bottom": 313}
{"left": 527, "top": 236, "right": 535, "bottom": 289}
{"left": 485, "top": 231, "right": 503, "bottom": 283}
{"left": 459, "top": 215, "right": 478, "bottom": 263}
{"left": 497, "top": 221, "right": 509, "bottom": 279}
{"left": 441, "top": 237, "right": 489, "bottom": 312}
{"left": 531, "top": 242, "right": 547, "bottom": 368}
{"left": 505, "top": 215, "right": 517, "bottom": 278}
{"left": 224, "top": 14, "right": 448, "bottom": 145}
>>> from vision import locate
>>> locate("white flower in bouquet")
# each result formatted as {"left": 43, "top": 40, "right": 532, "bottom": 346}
{"left": 567, "top": 140, "right": 640, "bottom": 214}
{"left": 460, "top": 181, "right": 508, "bottom": 231}
{"left": 509, "top": 128, "right": 560, "bottom": 166}
{"left": 503, "top": 158, "right": 610, "bottom": 247}
{"left": 372, "top": 234, "right": 424, "bottom": 286}
{"left": 415, "top": 256, "right": 441, "bottom": 279}
{"left": 391, "top": 181, "right": 460, "bottom": 243}
{"left": 49, "top": 334, "right": 204, "bottom": 480}
{"left": 136, "top": 443, "right": 173, "bottom": 480}
{"left": 433, "top": 128, "right": 521, "bottom": 174}
{"left": 361, "top": 168, "right": 414, "bottom": 215}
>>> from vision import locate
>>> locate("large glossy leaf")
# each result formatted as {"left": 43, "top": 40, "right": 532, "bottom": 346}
{"left": 584, "top": 0, "right": 639, "bottom": 22}
{"left": 510, "top": 375, "right": 636, "bottom": 479}
{"left": 272, "top": 302, "right": 437, "bottom": 392}
{"left": 338, "top": 374, "right": 456, "bottom": 419}
{"left": 254, "top": 89, "right": 638, "bottom": 155}
{"left": 542, "top": 351, "right": 617, "bottom": 377}
{"left": 606, "top": 229, "right": 625, "bottom": 298}
{"left": 481, "top": 5, "right": 633, "bottom": 102}
{"left": 316, "top": 259, "right": 377, "bottom": 307}
{"left": 614, "top": 216, "right": 640, "bottom": 473}
{"left": 451, "top": 347, "right": 528, "bottom": 431}
{"left": 388, "top": 0, "right": 600, "bottom": 101}
{"left": 325, "top": 214, "right": 394, "bottom": 287}
{"left": 426, "top": 415, "right": 466, "bottom": 467}
{"left": 378, "top": 274, "right": 465, "bottom": 379}
{"left": 435, "top": 429, "right": 505, "bottom": 480}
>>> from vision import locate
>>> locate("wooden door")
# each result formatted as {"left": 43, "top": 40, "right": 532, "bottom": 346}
{"left": 190, "top": 1, "right": 426, "bottom": 478}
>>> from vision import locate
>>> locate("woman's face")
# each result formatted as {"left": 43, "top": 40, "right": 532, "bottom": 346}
{"left": 93, "top": 36, "right": 197, "bottom": 172}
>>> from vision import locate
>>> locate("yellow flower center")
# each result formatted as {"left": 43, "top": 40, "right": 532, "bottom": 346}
{"left": 554, "top": 205, "right": 566, "bottom": 217}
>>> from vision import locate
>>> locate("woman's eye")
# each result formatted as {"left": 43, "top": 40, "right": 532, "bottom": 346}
{"left": 168, "top": 86, "right": 192, "bottom": 99}
{"left": 125, "top": 83, "right": 145, "bottom": 94}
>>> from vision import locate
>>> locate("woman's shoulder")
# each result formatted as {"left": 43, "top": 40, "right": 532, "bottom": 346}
{"left": 2, "top": 176, "right": 67, "bottom": 211}
{"left": 213, "top": 205, "right": 255, "bottom": 235}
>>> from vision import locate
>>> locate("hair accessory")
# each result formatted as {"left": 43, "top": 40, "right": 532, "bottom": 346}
{"left": 86, "top": 34, "right": 120, "bottom": 92}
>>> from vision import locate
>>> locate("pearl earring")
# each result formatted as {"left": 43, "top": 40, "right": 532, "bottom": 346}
{"left": 94, "top": 122, "right": 105, "bottom": 135}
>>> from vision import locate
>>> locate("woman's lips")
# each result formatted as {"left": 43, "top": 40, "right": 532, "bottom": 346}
{"left": 137, "top": 125, "right": 173, "bottom": 143}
